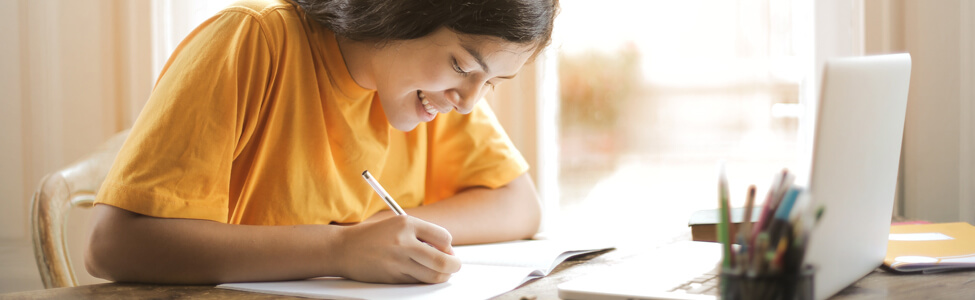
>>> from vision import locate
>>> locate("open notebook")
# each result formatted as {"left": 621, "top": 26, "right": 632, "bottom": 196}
{"left": 218, "top": 240, "right": 613, "bottom": 300}
{"left": 884, "top": 222, "right": 975, "bottom": 273}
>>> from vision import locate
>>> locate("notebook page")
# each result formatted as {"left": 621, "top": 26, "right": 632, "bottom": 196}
{"left": 453, "top": 239, "right": 614, "bottom": 275}
{"left": 218, "top": 264, "right": 535, "bottom": 300}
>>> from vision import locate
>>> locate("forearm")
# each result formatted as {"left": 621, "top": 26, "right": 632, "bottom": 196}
{"left": 85, "top": 205, "right": 342, "bottom": 284}
{"left": 372, "top": 173, "right": 542, "bottom": 245}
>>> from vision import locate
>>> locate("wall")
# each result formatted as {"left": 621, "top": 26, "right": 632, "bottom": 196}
{"left": 901, "top": 0, "right": 975, "bottom": 223}
{"left": 866, "top": 0, "right": 975, "bottom": 223}
{"left": 0, "top": 0, "right": 26, "bottom": 241}
{"left": 0, "top": 0, "right": 154, "bottom": 285}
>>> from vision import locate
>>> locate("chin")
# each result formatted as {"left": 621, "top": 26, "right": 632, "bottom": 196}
{"left": 392, "top": 122, "right": 419, "bottom": 132}
{"left": 378, "top": 90, "right": 423, "bottom": 132}
{"left": 388, "top": 117, "right": 420, "bottom": 132}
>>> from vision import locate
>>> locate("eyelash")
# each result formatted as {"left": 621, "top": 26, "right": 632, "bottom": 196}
{"left": 451, "top": 58, "right": 470, "bottom": 77}
{"left": 452, "top": 57, "right": 496, "bottom": 89}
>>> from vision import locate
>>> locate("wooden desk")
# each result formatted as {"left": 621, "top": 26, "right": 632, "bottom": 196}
{"left": 5, "top": 242, "right": 974, "bottom": 300}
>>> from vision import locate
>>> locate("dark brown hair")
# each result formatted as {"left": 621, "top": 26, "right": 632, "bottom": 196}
{"left": 291, "top": 0, "right": 559, "bottom": 55}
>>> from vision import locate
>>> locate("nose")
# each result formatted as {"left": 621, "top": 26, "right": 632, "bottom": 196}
{"left": 446, "top": 84, "right": 483, "bottom": 115}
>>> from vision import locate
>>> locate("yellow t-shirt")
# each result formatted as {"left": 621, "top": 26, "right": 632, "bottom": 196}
{"left": 95, "top": 0, "right": 529, "bottom": 225}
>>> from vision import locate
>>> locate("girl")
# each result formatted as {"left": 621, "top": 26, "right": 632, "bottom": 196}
{"left": 86, "top": 0, "right": 558, "bottom": 285}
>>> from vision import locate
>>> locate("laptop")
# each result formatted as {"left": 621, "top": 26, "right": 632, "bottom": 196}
{"left": 558, "top": 53, "right": 913, "bottom": 300}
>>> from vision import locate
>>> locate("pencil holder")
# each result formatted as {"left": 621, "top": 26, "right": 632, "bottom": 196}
{"left": 718, "top": 265, "right": 815, "bottom": 300}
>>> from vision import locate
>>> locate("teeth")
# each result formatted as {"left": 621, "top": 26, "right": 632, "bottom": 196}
{"left": 421, "top": 98, "right": 437, "bottom": 115}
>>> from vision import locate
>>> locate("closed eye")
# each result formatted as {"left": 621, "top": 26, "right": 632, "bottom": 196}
{"left": 451, "top": 58, "right": 470, "bottom": 77}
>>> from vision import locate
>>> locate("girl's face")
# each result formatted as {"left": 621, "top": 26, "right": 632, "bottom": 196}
{"left": 370, "top": 27, "right": 535, "bottom": 131}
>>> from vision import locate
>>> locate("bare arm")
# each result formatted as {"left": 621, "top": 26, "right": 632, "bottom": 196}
{"left": 85, "top": 205, "right": 461, "bottom": 284}
{"left": 367, "top": 173, "right": 542, "bottom": 245}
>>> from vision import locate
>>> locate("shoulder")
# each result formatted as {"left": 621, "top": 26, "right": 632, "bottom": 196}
{"left": 204, "top": 0, "right": 312, "bottom": 58}
{"left": 220, "top": 0, "right": 297, "bottom": 19}
{"left": 212, "top": 0, "right": 302, "bottom": 34}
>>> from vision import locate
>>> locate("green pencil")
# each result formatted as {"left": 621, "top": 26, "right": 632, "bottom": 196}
{"left": 718, "top": 163, "right": 733, "bottom": 270}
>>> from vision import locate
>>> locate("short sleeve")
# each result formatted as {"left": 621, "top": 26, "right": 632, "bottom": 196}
{"left": 95, "top": 10, "right": 272, "bottom": 223}
{"left": 424, "top": 101, "right": 530, "bottom": 204}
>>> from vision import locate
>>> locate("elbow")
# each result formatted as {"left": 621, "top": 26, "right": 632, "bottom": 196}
{"left": 84, "top": 204, "right": 136, "bottom": 282}
{"left": 85, "top": 223, "right": 117, "bottom": 281}
{"left": 514, "top": 174, "right": 543, "bottom": 239}
{"left": 523, "top": 195, "right": 542, "bottom": 239}
{"left": 85, "top": 240, "right": 114, "bottom": 281}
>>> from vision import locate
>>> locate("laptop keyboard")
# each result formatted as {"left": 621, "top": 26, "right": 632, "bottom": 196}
{"left": 667, "top": 267, "right": 721, "bottom": 296}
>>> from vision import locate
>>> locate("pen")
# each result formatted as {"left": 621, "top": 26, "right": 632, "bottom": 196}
{"left": 737, "top": 185, "right": 757, "bottom": 271}
{"left": 717, "top": 163, "right": 733, "bottom": 270}
{"left": 770, "top": 235, "right": 789, "bottom": 273}
{"left": 752, "top": 170, "right": 786, "bottom": 240}
{"left": 362, "top": 170, "right": 406, "bottom": 215}
{"left": 739, "top": 185, "right": 757, "bottom": 249}
{"left": 767, "top": 188, "right": 801, "bottom": 247}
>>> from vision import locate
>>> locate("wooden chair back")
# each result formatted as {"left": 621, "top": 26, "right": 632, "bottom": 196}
{"left": 30, "top": 129, "right": 130, "bottom": 288}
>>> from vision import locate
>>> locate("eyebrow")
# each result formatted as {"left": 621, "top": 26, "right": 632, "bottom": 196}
{"left": 461, "top": 44, "right": 517, "bottom": 80}
{"left": 462, "top": 44, "right": 491, "bottom": 74}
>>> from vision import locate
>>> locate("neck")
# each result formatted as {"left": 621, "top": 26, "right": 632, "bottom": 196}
{"left": 335, "top": 36, "right": 377, "bottom": 90}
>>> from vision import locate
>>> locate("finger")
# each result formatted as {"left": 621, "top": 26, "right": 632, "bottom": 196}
{"left": 401, "top": 257, "right": 455, "bottom": 284}
{"left": 407, "top": 242, "right": 463, "bottom": 274}
{"left": 410, "top": 218, "right": 454, "bottom": 254}
{"left": 366, "top": 249, "right": 428, "bottom": 284}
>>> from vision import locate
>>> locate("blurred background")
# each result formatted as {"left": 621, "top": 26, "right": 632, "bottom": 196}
{"left": 552, "top": 0, "right": 804, "bottom": 242}
{"left": 2, "top": 0, "right": 973, "bottom": 293}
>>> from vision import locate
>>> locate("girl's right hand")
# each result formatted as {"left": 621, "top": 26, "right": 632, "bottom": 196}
{"left": 333, "top": 215, "right": 462, "bottom": 284}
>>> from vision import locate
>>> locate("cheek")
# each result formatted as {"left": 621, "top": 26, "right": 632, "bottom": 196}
{"left": 478, "top": 85, "right": 493, "bottom": 98}
{"left": 384, "top": 69, "right": 442, "bottom": 93}
{"left": 383, "top": 56, "right": 457, "bottom": 92}
{"left": 413, "top": 63, "right": 458, "bottom": 90}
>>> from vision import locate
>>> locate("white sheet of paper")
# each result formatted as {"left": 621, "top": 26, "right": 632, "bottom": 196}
{"left": 453, "top": 239, "right": 612, "bottom": 275}
{"left": 888, "top": 232, "right": 954, "bottom": 241}
{"left": 218, "top": 239, "right": 614, "bottom": 299}
{"left": 219, "top": 264, "right": 535, "bottom": 300}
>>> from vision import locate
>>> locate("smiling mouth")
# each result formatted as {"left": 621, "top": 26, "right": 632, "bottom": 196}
{"left": 418, "top": 90, "right": 438, "bottom": 115}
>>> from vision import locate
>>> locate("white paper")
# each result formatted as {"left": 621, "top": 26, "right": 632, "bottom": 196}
{"left": 217, "top": 240, "right": 613, "bottom": 299}
{"left": 888, "top": 232, "right": 954, "bottom": 241}
{"left": 219, "top": 264, "right": 535, "bottom": 300}
{"left": 456, "top": 239, "right": 614, "bottom": 274}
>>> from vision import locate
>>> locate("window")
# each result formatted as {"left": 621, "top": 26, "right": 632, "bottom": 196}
{"left": 553, "top": 0, "right": 810, "bottom": 241}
